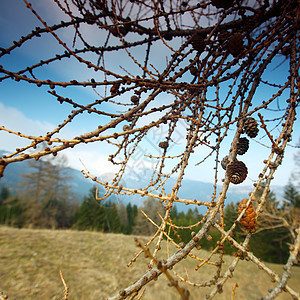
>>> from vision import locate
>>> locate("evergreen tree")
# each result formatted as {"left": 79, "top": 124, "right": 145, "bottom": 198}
{"left": 170, "top": 205, "right": 178, "bottom": 220}
{"left": 222, "top": 202, "right": 243, "bottom": 254}
{"left": 0, "top": 194, "right": 25, "bottom": 227}
{"left": 0, "top": 186, "right": 10, "bottom": 205}
{"left": 250, "top": 182, "right": 290, "bottom": 263}
{"left": 126, "top": 203, "right": 133, "bottom": 225}
{"left": 169, "top": 209, "right": 198, "bottom": 245}
{"left": 117, "top": 201, "right": 128, "bottom": 233}
{"left": 105, "top": 202, "right": 122, "bottom": 233}
{"left": 175, "top": 211, "right": 188, "bottom": 226}
{"left": 193, "top": 207, "right": 201, "bottom": 220}
{"left": 282, "top": 181, "right": 300, "bottom": 240}
{"left": 255, "top": 182, "right": 278, "bottom": 213}
{"left": 75, "top": 188, "right": 106, "bottom": 231}
{"left": 5, "top": 196, "right": 25, "bottom": 227}
{"left": 224, "top": 202, "right": 241, "bottom": 231}
{"left": 0, "top": 186, "right": 10, "bottom": 223}
{"left": 132, "top": 204, "right": 138, "bottom": 223}
{"left": 75, "top": 188, "right": 122, "bottom": 233}
{"left": 283, "top": 182, "right": 300, "bottom": 208}
{"left": 125, "top": 203, "right": 138, "bottom": 234}
{"left": 250, "top": 227, "right": 290, "bottom": 264}
{"left": 186, "top": 208, "right": 196, "bottom": 224}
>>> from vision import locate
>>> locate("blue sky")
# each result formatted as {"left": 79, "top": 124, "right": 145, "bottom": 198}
{"left": 0, "top": 0, "right": 299, "bottom": 189}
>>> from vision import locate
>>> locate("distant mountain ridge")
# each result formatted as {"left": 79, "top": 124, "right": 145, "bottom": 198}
{"left": 116, "top": 169, "right": 284, "bottom": 213}
{"left": 0, "top": 150, "right": 94, "bottom": 202}
{"left": 0, "top": 150, "right": 284, "bottom": 212}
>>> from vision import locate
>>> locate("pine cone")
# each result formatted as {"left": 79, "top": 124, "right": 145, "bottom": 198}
{"left": 190, "top": 66, "right": 198, "bottom": 76}
{"left": 131, "top": 95, "right": 139, "bottom": 105}
{"left": 159, "top": 141, "right": 168, "bottom": 149}
{"left": 190, "top": 32, "right": 206, "bottom": 53}
{"left": 228, "top": 33, "right": 244, "bottom": 57}
{"left": 212, "top": 0, "right": 234, "bottom": 9}
{"left": 243, "top": 117, "right": 259, "bottom": 138}
{"left": 123, "top": 125, "right": 130, "bottom": 131}
{"left": 226, "top": 160, "right": 248, "bottom": 184}
{"left": 238, "top": 198, "right": 257, "bottom": 232}
{"left": 221, "top": 155, "right": 230, "bottom": 170}
{"left": 236, "top": 137, "right": 249, "bottom": 155}
{"left": 110, "top": 83, "right": 120, "bottom": 94}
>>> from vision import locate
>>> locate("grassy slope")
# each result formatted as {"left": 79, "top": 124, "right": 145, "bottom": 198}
{"left": 0, "top": 226, "right": 299, "bottom": 300}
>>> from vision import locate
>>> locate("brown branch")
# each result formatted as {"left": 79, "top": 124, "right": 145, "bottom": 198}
{"left": 134, "top": 238, "right": 190, "bottom": 300}
{"left": 0, "top": 292, "right": 8, "bottom": 300}
{"left": 59, "top": 270, "right": 69, "bottom": 300}
{"left": 264, "top": 227, "right": 300, "bottom": 300}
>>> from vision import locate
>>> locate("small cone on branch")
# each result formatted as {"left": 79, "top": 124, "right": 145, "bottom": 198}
{"left": 190, "top": 66, "right": 198, "bottom": 76}
{"left": 159, "top": 141, "right": 168, "bottom": 149}
{"left": 236, "top": 137, "right": 249, "bottom": 155}
{"left": 123, "top": 125, "right": 130, "bottom": 131}
{"left": 221, "top": 155, "right": 230, "bottom": 170}
{"left": 243, "top": 117, "right": 259, "bottom": 138}
{"left": 226, "top": 160, "right": 248, "bottom": 184}
{"left": 212, "top": 0, "right": 234, "bottom": 9}
{"left": 190, "top": 32, "right": 206, "bottom": 53}
{"left": 238, "top": 198, "right": 257, "bottom": 232}
{"left": 218, "top": 31, "right": 230, "bottom": 42}
{"left": 228, "top": 33, "right": 244, "bottom": 57}
{"left": 131, "top": 95, "right": 139, "bottom": 105}
{"left": 281, "top": 46, "right": 291, "bottom": 57}
{"left": 110, "top": 82, "right": 120, "bottom": 94}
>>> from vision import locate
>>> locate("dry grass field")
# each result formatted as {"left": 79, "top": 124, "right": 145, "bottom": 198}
{"left": 0, "top": 226, "right": 299, "bottom": 299}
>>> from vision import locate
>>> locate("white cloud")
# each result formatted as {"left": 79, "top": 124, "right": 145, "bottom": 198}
{"left": 63, "top": 147, "right": 119, "bottom": 176}
{"left": 0, "top": 102, "right": 55, "bottom": 151}
{"left": 0, "top": 102, "right": 120, "bottom": 177}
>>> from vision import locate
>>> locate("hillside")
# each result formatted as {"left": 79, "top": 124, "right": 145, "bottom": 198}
{"left": 0, "top": 226, "right": 299, "bottom": 299}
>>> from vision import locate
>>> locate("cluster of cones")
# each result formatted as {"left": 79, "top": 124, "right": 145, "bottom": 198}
{"left": 222, "top": 117, "right": 259, "bottom": 232}
{"left": 222, "top": 117, "right": 259, "bottom": 185}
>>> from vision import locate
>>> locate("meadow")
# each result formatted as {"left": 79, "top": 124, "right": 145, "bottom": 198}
{"left": 0, "top": 226, "right": 299, "bottom": 299}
